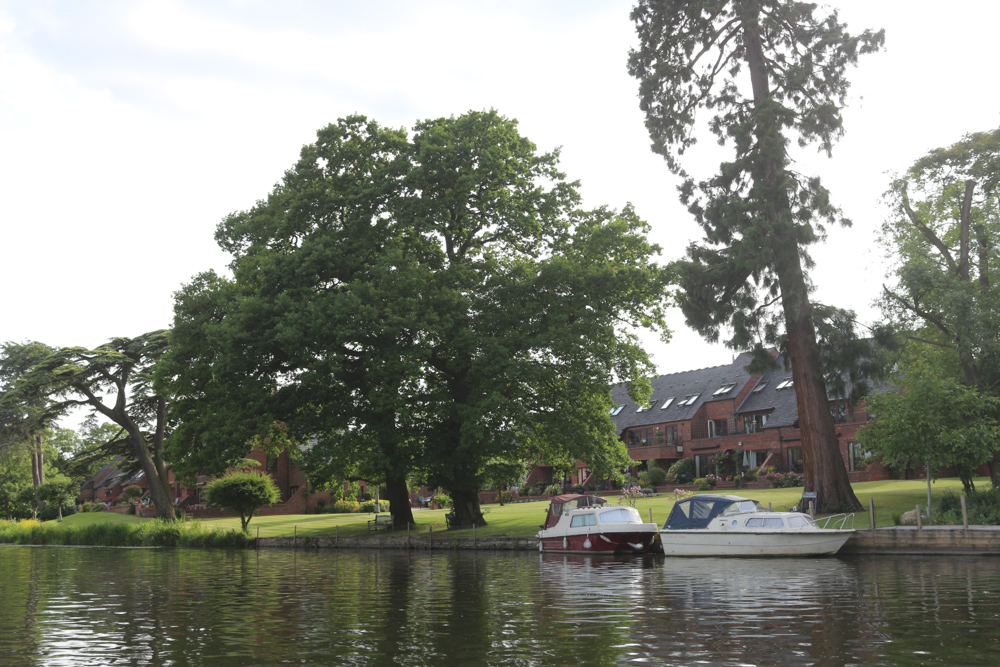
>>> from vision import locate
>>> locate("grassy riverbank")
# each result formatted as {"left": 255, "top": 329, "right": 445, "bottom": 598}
{"left": 1, "top": 477, "right": 986, "bottom": 546}
{"left": 205, "top": 477, "right": 986, "bottom": 539}
{"left": 0, "top": 512, "right": 251, "bottom": 547}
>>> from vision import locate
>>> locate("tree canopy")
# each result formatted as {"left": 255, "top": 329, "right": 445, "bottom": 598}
{"left": 878, "top": 126, "right": 1000, "bottom": 484}
{"left": 628, "top": 0, "right": 883, "bottom": 511}
{"left": 203, "top": 468, "right": 281, "bottom": 533}
{"left": 164, "top": 110, "right": 672, "bottom": 528}
{"left": 7, "top": 332, "right": 177, "bottom": 520}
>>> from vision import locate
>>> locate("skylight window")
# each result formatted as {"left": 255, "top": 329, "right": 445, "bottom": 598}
{"left": 713, "top": 383, "right": 736, "bottom": 396}
{"left": 659, "top": 397, "right": 675, "bottom": 409}
{"left": 636, "top": 401, "right": 655, "bottom": 412}
{"left": 678, "top": 394, "right": 699, "bottom": 406}
{"left": 753, "top": 382, "right": 769, "bottom": 393}
{"left": 610, "top": 405, "right": 625, "bottom": 416}
{"left": 776, "top": 378, "right": 794, "bottom": 390}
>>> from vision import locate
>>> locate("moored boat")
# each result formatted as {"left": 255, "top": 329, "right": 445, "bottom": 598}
{"left": 659, "top": 494, "right": 854, "bottom": 557}
{"left": 536, "top": 494, "right": 659, "bottom": 554}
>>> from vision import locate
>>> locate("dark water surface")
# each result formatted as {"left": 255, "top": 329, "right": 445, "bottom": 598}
{"left": 1, "top": 546, "right": 998, "bottom": 666}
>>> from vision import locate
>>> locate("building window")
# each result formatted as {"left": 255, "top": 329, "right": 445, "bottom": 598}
{"left": 637, "top": 401, "right": 654, "bottom": 412}
{"left": 753, "top": 381, "right": 768, "bottom": 393}
{"left": 788, "top": 447, "right": 803, "bottom": 473}
{"left": 664, "top": 424, "right": 679, "bottom": 445}
{"left": 744, "top": 413, "right": 768, "bottom": 433}
{"left": 610, "top": 405, "right": 624, "bottom": 416}
{"left": 830, "top": 403, "right": 848, "bottom": 424}
{"left": 848, "top": 442, "right": 871, "bottom": 471}
{"left": 679, "top": 394, "right": 699, "bottom": 406}
{"left": 707, "top": 419, "right": 728, "bottom": 438}
{"left": 713, "top": 383, "right": 736, "bottom": 396}
{"left": 659, "top": 397, "right": 675, "bottom": 409}
{"left": 265, "top": 455, "right": 278, "bottom": 471}
{"left": 776, "top": 378, "right": 794, "bottom": 390}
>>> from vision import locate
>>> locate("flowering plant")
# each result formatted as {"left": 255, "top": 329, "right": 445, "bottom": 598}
{"left": 671, "top": 489, "right": 694, "bottom": 501}
{"left": 618, "top": 486, "right": 643, "bottom": 508}
{"left": 703, "top": 474, "right": 720, "bottom": 488}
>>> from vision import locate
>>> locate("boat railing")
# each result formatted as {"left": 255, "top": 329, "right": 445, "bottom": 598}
{"left": 818, "top": 513, "right": 855, "bottom": 530}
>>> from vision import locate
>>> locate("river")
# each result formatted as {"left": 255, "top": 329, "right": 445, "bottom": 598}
{"left": 1, "top": 546, "right": 998, "bottom": 666}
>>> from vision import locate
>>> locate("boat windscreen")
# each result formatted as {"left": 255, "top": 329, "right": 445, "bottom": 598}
{"left": 663, "top": 497, "right": 736, "bottom": 530}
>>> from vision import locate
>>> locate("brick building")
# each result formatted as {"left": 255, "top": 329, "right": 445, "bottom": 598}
{"left": 608, "top": 353, "right": 888, "bottom": 482}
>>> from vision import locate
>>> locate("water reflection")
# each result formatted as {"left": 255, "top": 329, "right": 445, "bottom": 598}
{"left": 1, "top": 546, "right": 999, "bottom": 666}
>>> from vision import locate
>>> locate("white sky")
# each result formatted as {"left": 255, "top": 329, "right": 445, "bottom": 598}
{"left": 2, "top": 0, "right": 998, "bottom": 387}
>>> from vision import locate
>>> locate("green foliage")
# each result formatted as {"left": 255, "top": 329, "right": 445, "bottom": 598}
{"left": 696, "top": 479, "right": 711, "bottom": 492}
{"left": 0, "top": 517, "right": 252, "bottom": 547}
{"left": 164, "top": 111, "right": 672, "bottom": 529}
{"left": 123, "top": 485, "right": 143, "bottom": 501}
{"left": 543, "top": 484, "right": 562, "bottom": 497}
{"left": 667, "top": 458, "right": 696, "bottom": 485}
{"left": 858, "top": 352, "right": 1000, "bottom": 493}
{"left": 644, "top": 460, "right": 667, "bottom": 486}
{"left": 433, "top": 493, "right": 453, "bottom": 508}
{"left": 928, "top": 488, "right": 1000, "bottom": 526}
{"left": 518, "top": 485, "right": 533, "bottom": 497}
{"left": 332, "top": 499, "right": 360, "bottom": 514}
{"left": 203, "top": 470, "right": 281, "bottom": 532}
{"left": 359, "top": 501, "right": 377, "bottom": 513}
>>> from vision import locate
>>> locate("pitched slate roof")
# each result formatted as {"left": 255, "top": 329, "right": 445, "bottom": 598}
{"left": 610, "top": 353, "right": 756, "bottom": 433}
{"left": 735, "top": 367, "right": 799, "bottom": 427}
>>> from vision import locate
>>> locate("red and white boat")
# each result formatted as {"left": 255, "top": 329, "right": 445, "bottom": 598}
{"left": 536, "top": 494, "right": 659, "bottom": 554}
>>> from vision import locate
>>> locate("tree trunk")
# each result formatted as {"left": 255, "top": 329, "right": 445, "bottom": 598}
{"left": 450, "top": 487, "right": 485, "bottom": 528}
{"left": 30, "top": 434, "right": 44, "bottom": 488}
{"left": 124, "top": 423, "right": 176, "bottom": 521}
{"left": 385, "top": 471, "right": 415, "bottom": 529}
{"left": 742, "top": 3, "right": 860, "bottom": 512}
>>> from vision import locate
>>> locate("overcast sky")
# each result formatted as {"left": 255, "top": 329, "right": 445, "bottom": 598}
{"left": 2, "top": 1, "right": 999, "bottom": 387}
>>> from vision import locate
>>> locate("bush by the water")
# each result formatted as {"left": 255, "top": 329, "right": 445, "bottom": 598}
{"left": 929, "top": 488, "right": 1000, "bottom": 525}
{"left": 0, "top": 518, "right": 252, "bottom": 547}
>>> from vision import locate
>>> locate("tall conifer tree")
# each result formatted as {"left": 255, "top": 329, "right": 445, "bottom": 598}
{"left": 629, "top": 0, "right": 883, "bottom": 510}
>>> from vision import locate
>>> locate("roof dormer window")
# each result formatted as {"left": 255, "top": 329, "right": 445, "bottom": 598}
{"left": 713, "top": 383, "right": 736, "bottom": 396}
{"left": 678, "top": 394, "right": 699, "bottom": 406}
{"left": 610, "top": 405, "right": 625, "bottom": 416}
{"left": 776, "top": 378, "right": 794, "bottom": 390}
{"left": 659, "top": 397, "right": 675, "bottom": 409}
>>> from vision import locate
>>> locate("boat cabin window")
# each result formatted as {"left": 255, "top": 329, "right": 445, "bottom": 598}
{"left": 570, "top": 513, "right": 597, "bottom": 528}
{"left": 721, "top": 500, "right": 764, "bottom": 516}
{"left": 786, "top": 515, "right": 816, "bottom": 528}
{"left": 745, "top": 517, "right": 785, "bottom": 528}
{"left": 598, "top": 508, "right": 641, "bottom": 524}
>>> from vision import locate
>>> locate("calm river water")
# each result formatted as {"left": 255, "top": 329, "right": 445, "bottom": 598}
{"left": 1, "top": 546, "right": 998, "bottom": 666}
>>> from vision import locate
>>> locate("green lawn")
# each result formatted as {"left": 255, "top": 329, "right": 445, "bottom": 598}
{"left": 195, "top": 477, "right": 985, "bottom": 538}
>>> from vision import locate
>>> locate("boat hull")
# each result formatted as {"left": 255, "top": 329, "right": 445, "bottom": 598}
{"left": 538, "top": 529, "right": 659, "bottom": 555}
{"left": 659, "top": 529, "right": 854, "bottom": 557}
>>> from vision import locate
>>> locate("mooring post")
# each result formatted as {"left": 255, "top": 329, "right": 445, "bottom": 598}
{"left": 336, "top": 524, "right": 339, "bottom": 546}
{"left": 429, "top": 524, "right": 433, "bottom": 551}
{"left": 916, "top": 505, "right": 922, "bottom": 531}
{"left": 768, "top": 502, "right": 772, "bottom": 511}
{"left": 648, "top": 508, "right": 653, "bottom": 524}
{"left": 294, "top": 525, "right": 297, "bottom": 547}
{"left": 473, "top": 522, "right": 476, "bottom": 549}
{"left": 256, "top": 525, "right": 260, "bottom": 548}
{"left": 808, "top": 501, "right": 815, "bottom": 518}
{"left": 869, "top": 497, "right": 875, "bottom": 531}
{"left": 961, "top": 494, "right": 969, "bottom": 531}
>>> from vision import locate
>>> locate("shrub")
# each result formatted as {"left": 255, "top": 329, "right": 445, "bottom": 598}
{"left": 519, "top": 485, "right": 533, "bottom": 497}
{"left": 38, "top": 501, "right": 76, "bottom": 522}
{"left": 697, "top": 479, "right": 711, "bottom": 492}
{"left": 313, "top": 499, "right": 327, "bottom": 514}
{"left": 645, "top": 465, "right": 668, "bottom": 487}
{"left": 332, "top": 499, "right": 360, "bottom": 513}
{"left": 434, "top": 493, "right": 453, "bottom": 508}
{"left": 80, "top": 502, "right": 102, "bottom": 512}
{"left": 928, "top": 488, "right": 1000, "bottom": 526}
{"left": 359, "top": 500, "right": 377, "bottom": 513}
{"left": 204, "top": 469, "right": 281, "bottom": 532}
{"left": 733, "top": 477, "right": 741, "bottom": 489}
{"left": 499, "top": 490, "right": 513, "bottom": 504}
{"left": 544, "top": 484, "right": 562, "bottom": 496}
{"left": 704, "top": 474, "right": 719, "bottom": 488}
{"left": 123, "top": 485, "right": 144, "bottom": 502}
{"left": 667, "top": 458, "right": 696, "bottom": 485}
{"left": 618, "top": 486, "right": 643, "bottom": 508}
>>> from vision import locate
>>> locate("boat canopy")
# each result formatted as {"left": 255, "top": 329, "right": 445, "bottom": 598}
{"left": 663, "top": 495, "right": 754, "bottom": 530}
{"left": 541, "top": 494, "right": 607, "bottom": 529}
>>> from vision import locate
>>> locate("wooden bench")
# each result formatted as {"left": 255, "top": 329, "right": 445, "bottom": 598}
{"left": 368, "top": 514, "right": 393, "bottom": 532}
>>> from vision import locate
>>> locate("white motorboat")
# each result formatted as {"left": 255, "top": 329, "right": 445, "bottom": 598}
{"left": 659, "top": 494, "right": 854, "bottom": 556}
{"left": 536, "top": 494, "right": 660, "bottom": 555}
